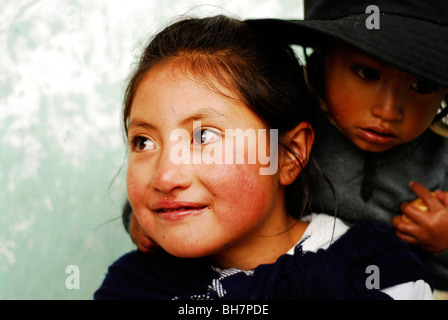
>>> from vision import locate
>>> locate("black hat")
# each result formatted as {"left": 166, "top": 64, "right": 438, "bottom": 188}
{"left": 249, "top": 0, "right": 448, "bottom": 88}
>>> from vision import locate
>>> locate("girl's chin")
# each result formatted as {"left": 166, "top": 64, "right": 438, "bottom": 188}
{"left": 160, "top": 240, "right": 219, "bottom": 259}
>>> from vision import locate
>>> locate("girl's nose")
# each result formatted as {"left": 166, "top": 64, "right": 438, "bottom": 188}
{"left": 152, "top": 149, "right": 192, "bottom": 194}
{"left": 371, "top": 87, "right": 404, "bottom": 122}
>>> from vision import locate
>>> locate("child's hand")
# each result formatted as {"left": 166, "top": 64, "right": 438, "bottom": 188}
{"left": 129, "top": 213, "right": 159, "bottom": 253}
{"left": 392, "top": 181, "right": 448, "bottom": 253}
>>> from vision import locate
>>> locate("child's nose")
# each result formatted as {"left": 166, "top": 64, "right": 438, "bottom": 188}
{"left": 371, "top": 88, "right": 404, "bottom": 122}
{"left": 152, "top": 149, "right": 192, "bottom": 194}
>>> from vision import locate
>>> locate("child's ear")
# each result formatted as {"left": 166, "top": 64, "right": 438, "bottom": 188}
{"left": 279, "top": 122, "right": 314, "bottom": 186}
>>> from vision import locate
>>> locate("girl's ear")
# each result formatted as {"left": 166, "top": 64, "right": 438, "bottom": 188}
{"left": 278, "top": 122, "right": 315, "bottom": 186}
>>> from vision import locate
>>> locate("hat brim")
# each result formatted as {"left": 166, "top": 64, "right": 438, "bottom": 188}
{"left": 249, "top": 15, "right": 448, "bottom": 88}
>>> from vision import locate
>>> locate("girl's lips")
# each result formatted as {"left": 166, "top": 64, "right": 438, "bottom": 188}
{"left": 152, "top": 201, "right": 209, "bottom": 221}
{"left": 357, "top": 127, "right": 397, "bottom": 144}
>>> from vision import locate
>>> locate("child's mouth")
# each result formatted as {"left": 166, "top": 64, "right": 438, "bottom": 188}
{"left": 358, "top": 127, "right": 397, "bottom": 144}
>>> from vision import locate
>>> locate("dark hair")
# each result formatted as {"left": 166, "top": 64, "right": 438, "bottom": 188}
{"left": 123, "top": 15, "right": 319, "bottom": 219}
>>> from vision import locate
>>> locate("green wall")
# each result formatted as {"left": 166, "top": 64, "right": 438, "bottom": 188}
{"left": 0, "top": 0, "right": 302, "bottom": 299}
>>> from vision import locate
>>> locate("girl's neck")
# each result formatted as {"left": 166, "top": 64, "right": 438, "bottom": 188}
{"left": 212, "top": 218, "right": 309, "bottom": 271}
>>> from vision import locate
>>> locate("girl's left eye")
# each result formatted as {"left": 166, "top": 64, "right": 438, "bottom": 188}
{"left": 192, "top": 128, "right": 222, "bottom": 145}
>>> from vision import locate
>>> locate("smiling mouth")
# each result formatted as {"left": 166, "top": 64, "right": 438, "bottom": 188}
{"left": 156, "top": 207, "right": 206, "bottom": 213}
{"left": 155, "top": 206, "right": 209, "bottom": 221}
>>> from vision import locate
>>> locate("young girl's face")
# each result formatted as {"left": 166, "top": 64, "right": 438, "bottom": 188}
{"left": 324, "top": 41, "right": 447, "bottom": 152}
{"left": 126, "top": 61, "right": 297, "bottom": 267}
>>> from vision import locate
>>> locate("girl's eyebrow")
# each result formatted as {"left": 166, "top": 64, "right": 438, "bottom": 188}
{"left": 128, "top": 109, "right": 226, "bottom": 131}
{"left": 179, "top": 109, "right": 226, "bottom": 127}
{"left": 127, "top": 120, "right": 156, "bottom": 131}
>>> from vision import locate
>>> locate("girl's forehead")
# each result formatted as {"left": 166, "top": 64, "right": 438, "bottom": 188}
{"left": 142, "top": 59, "right": 235, "bottom": 96}
{"left": 130, "top": 62, "right": 264, "bottom": 128}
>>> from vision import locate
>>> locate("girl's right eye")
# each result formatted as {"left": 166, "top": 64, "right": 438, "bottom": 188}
{"left": 351, "top": 65, "right": 380, "bottom": 81}
{"left": 131, "top": 136, "right": 155, "bottom": 151}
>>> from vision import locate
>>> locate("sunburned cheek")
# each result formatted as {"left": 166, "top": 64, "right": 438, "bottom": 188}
{"left": 126, "top": 169, "right": 146, "bottom": 208}
{"left": 210, "top": 164, "right": 270, "bottom": 214}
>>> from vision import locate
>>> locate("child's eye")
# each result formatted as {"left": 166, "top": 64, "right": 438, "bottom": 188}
{"left": 131, "top": 136, "right": 156, "bottom": 151}
{"left": 192, "top": 128, "right": 222, "bottom": 145}
{"left": 351, "top": 65, "right": 380, "bottom": 81}
{"left": 410, "top": 80, "right": 439, "bottom": 94}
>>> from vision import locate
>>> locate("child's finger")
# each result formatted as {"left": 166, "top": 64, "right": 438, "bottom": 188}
{"left": 409, "top": 181, "right": 442, "bottom": 211}
{"left": 138, "top": 239, "right": 159, "bottom": 253}
{"left": 409, "top": 181, "right": 432, "bottom": 201}
{"left": 137, "top": 243, "right": 152, "bottom": 253}
{"left": 393, "top": 213, "right": 420, "bottom": 235}
{"left": 400, "top": 201, "right": 428, "bottom": 225}
{"left": 435, "top": 190, "right": 448, "bottom": 207}
{"left": 394, "top": 229, "right": 418, "bottom": 246}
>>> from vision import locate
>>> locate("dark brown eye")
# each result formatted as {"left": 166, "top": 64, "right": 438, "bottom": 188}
{"left": 132, "top": 136, "right": 155, "bottom": 151}
{"left": 411, "top": 80, "right": 439, "bottom": 94}
{"left": 192, "top": 128, "right": 221, "bottom": 145}
{"left": 351, "top": 65, "right": 380, "bottom": 81}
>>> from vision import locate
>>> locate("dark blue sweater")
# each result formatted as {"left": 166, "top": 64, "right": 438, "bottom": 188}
{"left": 94, "top": 220, "right": 432, "bottom": 300}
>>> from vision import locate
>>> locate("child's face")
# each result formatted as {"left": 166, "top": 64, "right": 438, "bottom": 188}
{"left": 126, "top": 62, "right": 289, "bottom": 264}
{"left": 324, "top": 41, "right": 447, "bottom": 152}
